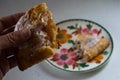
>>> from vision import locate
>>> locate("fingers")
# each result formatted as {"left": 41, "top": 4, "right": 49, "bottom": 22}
{"left": 7, "top": 56, "right": 17, "bottom": 69}
{"left": 1, "top": 47, "right": 18, "bottom": 58}
{"left": 1, "top": 47, "right": 18, "bottom": 70}
{"left": 0, "top": 71, "right": 3, "bottom": 80}
{"left": 0, "top": 69, "right": 3, "bottom": 80}
{"left": 0, "top": 56, "right": 10, "bottom": 76}
{"left": 0, "top": 54, "right": 17, "bottom": 79}
{"left": 0, "top": 25, "right": 15, "bottom": 35}
{"left": 0, "top": 47, "right": 18, "bottom": 69}
{"left": 0, "top": 12, "right": 24, "bottom": 32}
{"left": 0, "top": 28, "right": 31, "bottom": 49}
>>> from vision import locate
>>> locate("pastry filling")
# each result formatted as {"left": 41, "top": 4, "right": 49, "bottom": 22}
{"left": 15, "top": 3, "right": 58, "bottom": 51}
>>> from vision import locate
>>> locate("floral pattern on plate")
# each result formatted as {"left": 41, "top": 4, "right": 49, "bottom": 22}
{"left": 47, "top": 19, "right": 113, "bottom": 72}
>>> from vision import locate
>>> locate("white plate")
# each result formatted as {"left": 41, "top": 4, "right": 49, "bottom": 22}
{"left": 47, "top": 19, "right": 113, "bottom": 72}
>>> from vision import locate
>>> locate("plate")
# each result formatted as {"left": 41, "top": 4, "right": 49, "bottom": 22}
{"left": 47, "top": 19, "right": 113, "bottom": 72}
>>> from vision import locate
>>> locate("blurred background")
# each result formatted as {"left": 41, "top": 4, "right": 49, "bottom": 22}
{"left": 0, "top": 0, "right": 120, "bottom": 80}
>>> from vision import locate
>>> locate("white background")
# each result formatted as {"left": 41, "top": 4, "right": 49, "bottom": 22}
{"left": 0, "top": 0, "right": 120, "bottom": 80}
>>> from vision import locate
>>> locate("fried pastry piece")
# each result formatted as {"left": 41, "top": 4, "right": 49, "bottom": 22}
{"left": 76, "top": 34, "right": 109, "bottom": 62}
{"left": 15, "top": 3, "right": 58, "bottom": 70}
{"left": 82, "top": 38, "right": 110, "bottom": 62}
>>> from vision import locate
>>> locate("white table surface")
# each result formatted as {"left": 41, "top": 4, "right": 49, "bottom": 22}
{"left": 0, "top": 0, "right": 120, "bottom": 80}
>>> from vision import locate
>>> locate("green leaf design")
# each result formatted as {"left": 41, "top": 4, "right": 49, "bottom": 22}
{"left": 87, "top": 24, "right": 93, "bottom": 30}
{"left": 77, "top": 50, "right": 81, "bottom": 53}
{"left": 78, "top": 65, "right": 81, "bottom": 71}
{"left": 102, "top": 51, "right": 109, "bottom": 55}
{"left": 67, "top": 40, "right": 75, "bottom": 44}
{"left": 67, "top": 25, "right": 76, "bottom": 29}
{"left": 63, "top": 63, "right": 69, "bottom": 69}
{"left": 78, "top": 63, "right": 89, "bottom": 68}
{"left": 101, "top": 36, "right": 105, "bottom": 38}
{"left": 75, "top": 23, "right": 78, "bottom": 28}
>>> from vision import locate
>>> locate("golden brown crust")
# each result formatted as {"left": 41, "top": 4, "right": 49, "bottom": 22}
{"left": 16, "top": 3, "right": 58, "bottom": 71}
{"left": 82, "top": 38, "right": 110, "bottom": 62}
{"left": 17, "top": 46, "right": 54, "bottom": 70}
{"left": 27, "top": 3, "right": 58, "bottom": 47}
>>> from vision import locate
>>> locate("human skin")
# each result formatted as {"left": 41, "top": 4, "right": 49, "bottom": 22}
{"left": 0, "top": 13, "right": 31, "bottom": 80}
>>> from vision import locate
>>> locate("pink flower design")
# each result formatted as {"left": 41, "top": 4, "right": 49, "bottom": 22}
{"left": 82, "top": 28, "right": 100, "bottom": 35}
{"left": 82, "top": 28, "right": 91, "bottom": 34}
{"left": 92, "top": 29, "right": 99, "bottom": 34}
{"left": 52, "top": 48, "right": 77, "bottom": 66}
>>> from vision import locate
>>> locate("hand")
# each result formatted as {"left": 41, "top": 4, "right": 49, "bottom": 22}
{"left": 0, "top": 13, "right": 31, "bottom": 80}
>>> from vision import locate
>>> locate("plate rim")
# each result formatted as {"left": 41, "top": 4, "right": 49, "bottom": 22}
{"left": 47, "top": 19, "right": 114, "bottom": 73}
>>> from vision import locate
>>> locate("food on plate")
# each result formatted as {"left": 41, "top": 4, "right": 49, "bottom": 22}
{"left": 75, "top": 34, "right": 109, "bottom": 62}
{"left": 14, "top": 3, "right": 58, "bottom": 70}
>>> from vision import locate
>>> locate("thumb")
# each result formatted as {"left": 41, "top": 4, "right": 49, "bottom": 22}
{"left": 0, "top": 29, "right": 31, "bottom": 49}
